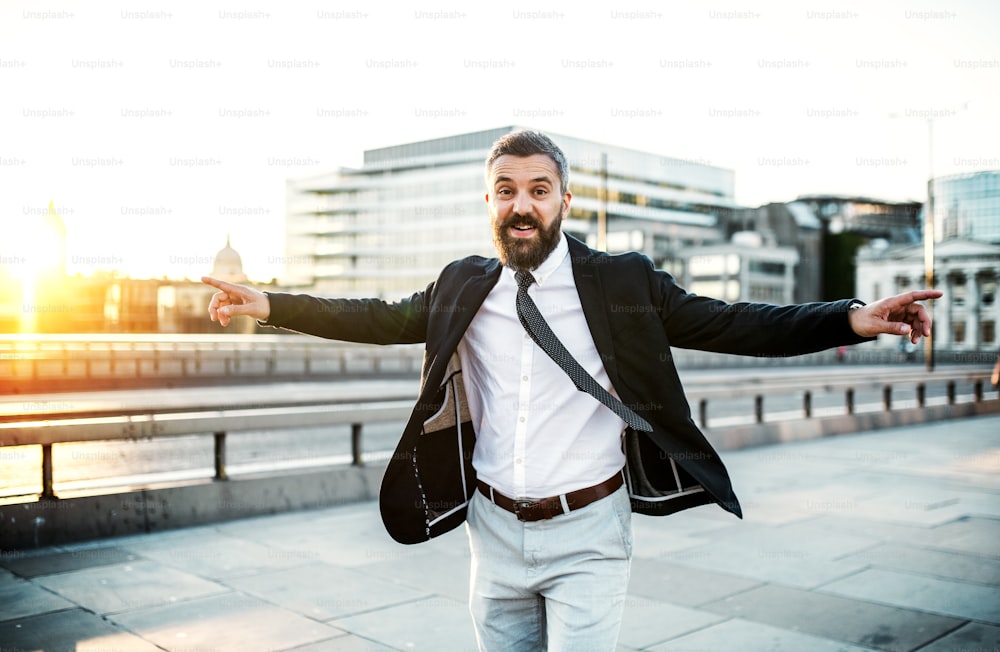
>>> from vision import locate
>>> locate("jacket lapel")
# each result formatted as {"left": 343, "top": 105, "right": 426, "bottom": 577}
{"left": 567, "top": 236, "right": 621, "bottom": 386}
{"left": 428, "top": 259, "right": 502, "bottom": 383}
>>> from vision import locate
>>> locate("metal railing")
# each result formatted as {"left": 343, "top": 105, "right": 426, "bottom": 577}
{"left": 0, "top": 335, "right": 424, "bottom": 391}
{"left": 2, "top": 401, "right": 413, "bottom": 500}
{"left": 2, "top": 368, "right": 996, "bottom": 502}
{"left": 688, "top": 368, "right": 995, "bottom": 427}
{"left": 4, "top": 334, "right": 997, "bottom": 393}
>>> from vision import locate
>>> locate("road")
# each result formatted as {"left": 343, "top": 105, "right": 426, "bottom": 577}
{"left": 1, "top": 364, "right": 988, "bottom": 499}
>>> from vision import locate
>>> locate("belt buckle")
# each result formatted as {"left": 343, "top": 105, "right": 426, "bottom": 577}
{"left": 512, "top": 498, "right": 535, "bottom": 521}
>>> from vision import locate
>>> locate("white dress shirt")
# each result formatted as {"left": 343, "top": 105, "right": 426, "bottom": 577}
{"left": 457, "top": 234, "right": 627, "bottom": 499}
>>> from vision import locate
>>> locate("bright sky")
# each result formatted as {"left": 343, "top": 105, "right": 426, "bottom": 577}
{"left": 2, "top": 0, "right": 998, "bottom": 283}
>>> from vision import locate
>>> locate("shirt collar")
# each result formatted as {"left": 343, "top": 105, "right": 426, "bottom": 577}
{"left": 504, "top": 232, "right": 568, "bottom": 288}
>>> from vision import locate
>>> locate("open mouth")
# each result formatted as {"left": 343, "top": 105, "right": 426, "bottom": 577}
{"left": 508, "top": 221, "right": 539, "bottom": 238}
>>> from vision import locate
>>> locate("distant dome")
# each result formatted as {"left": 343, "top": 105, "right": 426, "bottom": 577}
{"left": 211, "top": 235, "right": 247, "bottom": 283}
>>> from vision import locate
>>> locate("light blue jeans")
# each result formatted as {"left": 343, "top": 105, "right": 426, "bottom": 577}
{"left": 465, "top": 484, "right": 634, "bottom": 651}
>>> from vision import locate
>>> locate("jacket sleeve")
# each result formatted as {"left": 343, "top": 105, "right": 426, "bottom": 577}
{"left": 649, "top": 260, "right": 873, "bottom": 356}
{"left": 258, "top": 284, "right": 433, "bottom": 345}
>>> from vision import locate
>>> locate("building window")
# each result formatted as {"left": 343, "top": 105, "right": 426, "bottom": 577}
{"left": 982, "top": 321, "right": 996, "bottom": 345}
{"left": 749, "top": 260, "right": 786, "bottom": 276}
{"left": 981, "top": 275, "right": 996, "bottom": 306}
{"left": 949, "top": 273, "right": 966, "bottom": 306}
{"left": 953, "top": 321, "right": 966, "bottom": 344}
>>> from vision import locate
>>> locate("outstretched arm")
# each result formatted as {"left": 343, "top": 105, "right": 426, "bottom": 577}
{"left": 202, "top": 276, "right": 270, "bottom": 327}
{"left": 848, "top": 289, "right": 943, "bottom": 344}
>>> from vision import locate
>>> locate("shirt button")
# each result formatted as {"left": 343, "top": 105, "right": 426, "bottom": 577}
{"left": 519, "top": 416, "right": 525, "bottom": 423}
{"left": 522, "top": 375, "right": 528, "bottom": 381}
{"left": 515, "top": 458, "right": 522, "bottom": 465}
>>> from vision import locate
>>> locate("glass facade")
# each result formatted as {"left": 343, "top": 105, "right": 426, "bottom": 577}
{"left": 935, "top": 170, "right": 1000, "bottom": 244}
{"left": 284, "top": 126, "right": 739, "bottom": 298}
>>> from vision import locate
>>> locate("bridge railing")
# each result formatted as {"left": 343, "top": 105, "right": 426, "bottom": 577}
{"left": 2, "top": 368, "right": 997, "bottom": 503}
{"left": 4, "top": 334, "right": 997, "bottom": 393}
{"left": 0, "top": 335, "right": 425, "bottom": 391}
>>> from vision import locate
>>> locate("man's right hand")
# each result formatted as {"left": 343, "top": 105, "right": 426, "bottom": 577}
{"left": 202, "top": 276, "right": 270, "bottom": 327}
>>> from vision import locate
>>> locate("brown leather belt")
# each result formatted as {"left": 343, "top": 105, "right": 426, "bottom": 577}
{"left": 476, "top": 471, "right": 624, "bottom": 522}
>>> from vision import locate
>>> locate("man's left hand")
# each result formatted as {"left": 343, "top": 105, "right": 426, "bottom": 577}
{"left": 849, "top": 290, "right": 943, "bottom": 344}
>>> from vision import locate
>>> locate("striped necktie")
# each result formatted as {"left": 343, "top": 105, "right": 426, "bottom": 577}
{"left": 514, "top": 269, "right": 653, "bottom": 432}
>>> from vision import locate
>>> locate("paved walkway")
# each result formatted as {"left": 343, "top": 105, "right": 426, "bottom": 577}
{"left": 2, "top": 416, "right": 999, "bottom": 651}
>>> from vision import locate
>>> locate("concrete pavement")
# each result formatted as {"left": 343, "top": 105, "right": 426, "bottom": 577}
{"left": 2, "top": 415, "right": 998, "bottom": 651}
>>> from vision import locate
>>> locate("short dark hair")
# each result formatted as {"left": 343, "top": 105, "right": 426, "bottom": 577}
{"left": 485, "top": 129, "right": 569, "bottom": 194}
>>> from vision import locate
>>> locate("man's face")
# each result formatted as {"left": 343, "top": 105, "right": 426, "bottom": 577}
{"left": 486, "top": 153, "right": 571, "bottom": 271}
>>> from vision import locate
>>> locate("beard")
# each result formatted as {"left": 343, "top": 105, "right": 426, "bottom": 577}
{"left": 493, "top": 210, "right": 564, "bottom": 272}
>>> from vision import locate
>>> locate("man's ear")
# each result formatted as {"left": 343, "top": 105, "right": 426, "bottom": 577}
{"left": 484, "top": 192, "right": 490, "bottom": 203}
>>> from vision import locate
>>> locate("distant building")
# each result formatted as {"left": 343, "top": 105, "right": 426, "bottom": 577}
{"left": 158, "top": 236, "right": 260, "bottom": 334}
{"left": 795, "top": 195, "right": 922, "bottom": 243}
{"left": 856, "top": 238, "right": 1000, "bottom": 352}
{"left": 935, "top": 170, "right": 1000, "bottom": 244}
{"left": 0, "top": 227, "right": 267, "bottom": 334}
{"left": 284, "top": 126, "right": 740, "bottom": 298}
{"left": 722, "top": 201, "right": 823, "bottom": 303}
{"left": 676, "top": 232, "right": 799, "bottom": 304}
{"left": 726, "top": 195, "right": 923, "bottom": 302}
{"left": 209, "top": 235, "right": 248, "bottom": 284}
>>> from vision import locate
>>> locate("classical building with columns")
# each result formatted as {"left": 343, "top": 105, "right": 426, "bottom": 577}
{"left": 855, "top": 239, "right": 1000, "bottom": 355}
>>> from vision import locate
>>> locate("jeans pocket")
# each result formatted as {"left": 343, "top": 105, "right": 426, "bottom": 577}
{"left": 609, "top": 488, "right": 634, "bottom": 559}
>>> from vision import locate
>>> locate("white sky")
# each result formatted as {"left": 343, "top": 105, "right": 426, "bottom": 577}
{"left": 2, "top": 0, "right": 998, "bottom": 283}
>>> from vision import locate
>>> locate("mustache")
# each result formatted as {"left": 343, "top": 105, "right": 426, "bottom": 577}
{"left": 500, "top": 214, "right": 543, "bottom": 230}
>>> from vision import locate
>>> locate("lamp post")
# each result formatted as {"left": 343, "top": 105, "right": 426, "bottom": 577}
{"left": 891, "top": 104, "right": 967, "bottom": 371}
{"left": 597, "top": 151, "right": 608, "bottom": 252}
{"left": 923, "top": 118, "right": 935, "bottom": 371}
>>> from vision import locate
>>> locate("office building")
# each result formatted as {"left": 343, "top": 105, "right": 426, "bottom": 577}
{"left": 935, "top": 170, "right": 1000, "bottom": 244}
{"left": 676, "top": 231, "right": 799, "bottom": 304}
{"left": 284, "top": 126, "right": 741, "bottom": 298}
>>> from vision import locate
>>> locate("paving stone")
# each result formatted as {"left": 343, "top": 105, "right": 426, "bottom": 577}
{"left": 647, "top": 617, "right": 879, "bottom": 651}
{"left": 111, "top": 592, "right": 345, "bottom": 652}
{"left": 224, "top": 504, "right": 448, "bottom": 570}
{"left": 626, "top": 557, "right": 763, "bottom": 607}
{"left": 329, "top": 595, "right": 478, "bottom": 651}
{"left": 917, "top": 622, "right": 1000, "bottom": 652}
{"left": 822, "top": 568, "right": 1000, "bottom": 624}
{"left": 842, "top": 542, "right": 1000, "bottom": 586}
{"left": 279, "top": 634, "right": 398, "bottom": 651}
{"left": 123, "top": 531, "right": 312, "bottom": 580}
{"left": 701, "top": 583, "right": 964, "bottom": 651}
{"left": 631, "top": 508, "right": 734, "bottom": 542}
{"left": 616, "top": 596, "right": 727, "bottom": 650}
{"left": 5, "top": 415, "right": 998, "bottom": 651}
{"left": 0, "top": 568, "right": 75, "bottom": 621}
{"left": 226, "top": 561, "right": 431, "bottom": 620}
{"left": 0, "top": 607, "right": 162, "bottom": 651}
{"left": 217, "top": 502, "right": 375, "bottom": 544}
{"left": 356, "top": 548, "right": 471, "bottom": 602}
{"left": 794, "top": 514, "right": 945, "bottom": 545}
{"left": 721, "top": 519, "right": 878, "bottom": 561}
{"left": 35, "top": 559, "right": 229, "bottom": 615}
{"left": 921, "top": 515, "right": 1000, "bottom": 559}
{"left": 632, "top": 529, "right": 713, "bottom": 557}
{"left": 662, "top": 532, "right": 868, "bottom": 590}
{"left": 0, "top": 546, "right": 140, "bottom": 578}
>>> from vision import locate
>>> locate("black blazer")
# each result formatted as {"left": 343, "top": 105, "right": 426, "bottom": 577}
{"left": 264, "top": 235, "right": 868, "bottom": 544}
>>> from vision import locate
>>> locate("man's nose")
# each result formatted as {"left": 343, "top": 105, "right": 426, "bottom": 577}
{"left": 512, "top": 192, "right": 534, "bottom": 216}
